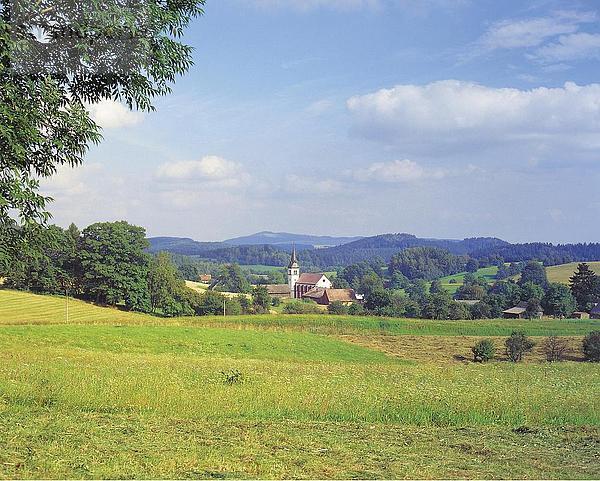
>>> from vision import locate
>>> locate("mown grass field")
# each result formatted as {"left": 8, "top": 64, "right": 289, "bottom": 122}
{"left": 0, "top": 288, "right": 599, "bottom": 479}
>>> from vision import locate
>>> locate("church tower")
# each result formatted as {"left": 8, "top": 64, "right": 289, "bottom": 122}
{"left": 288, "top": 245, "right": 300, "bottom": 298}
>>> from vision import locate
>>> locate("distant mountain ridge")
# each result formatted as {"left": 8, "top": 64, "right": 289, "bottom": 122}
{"left": 147, "top": 232, "right": 600, "bottom": 269}
{"left": 223, "top": 231, "right": 363, "bottom": 248}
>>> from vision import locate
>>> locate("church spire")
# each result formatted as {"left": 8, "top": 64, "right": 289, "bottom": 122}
{"left": 288, "top": 244, "right": 299, "bottom": 268}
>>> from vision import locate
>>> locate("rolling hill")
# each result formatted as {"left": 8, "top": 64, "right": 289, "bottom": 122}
{"left": 224, "top": 231, "right": 363, "bottom": 248}
{"left": 546, "top": 262, "right": 600, "bottom": 284}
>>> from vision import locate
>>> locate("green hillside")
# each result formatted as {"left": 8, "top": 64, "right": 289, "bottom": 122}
{"left": 546, "top": 261, "right": 600, "bottom": 284}
{"left": 0, "top": 288, "right": 599, "bottom": 479}
{"left": 439, "top": 266, "right": 499, "bottom": 294}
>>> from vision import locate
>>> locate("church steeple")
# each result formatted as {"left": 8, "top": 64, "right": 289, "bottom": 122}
{"left": 288, "top": 244, "right": 299, "bottom": 269}
{"left": 287, "top": 244, "right": 300, "bottom": 297}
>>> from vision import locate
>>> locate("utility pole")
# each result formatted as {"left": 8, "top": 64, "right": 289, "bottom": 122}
{"left": 223, "top": 298, "right": 226, "bottom": 316}
{"left": 65, "top": 288, "right": 69, "bottom": 323}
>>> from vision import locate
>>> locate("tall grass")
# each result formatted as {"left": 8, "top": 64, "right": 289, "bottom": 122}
{"left": 0, "top": 328, "right": 598, "bottom": 427}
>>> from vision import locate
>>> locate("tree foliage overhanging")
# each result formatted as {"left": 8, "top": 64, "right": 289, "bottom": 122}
{"left": 0, "top": 0, "right": 204, "bottom": 268}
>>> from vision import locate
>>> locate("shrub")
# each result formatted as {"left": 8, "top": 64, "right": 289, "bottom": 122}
{"left": 328, "top": 301, "right": 349, "bottom": 315}
{"left": 348, "top": 302, "right": 365, "bottom": 316}
{"left": 220, "top": 369, "right": 243, "bottom": 385}
{"left": 472, "top": 339, "right": 496, "bottom": 363}
{"left": 505, "top": 331, "right": 535, "bottom": 362}
{"left": 583, "top": 331, "right": 600, "bottom": 362}
{"left": 282, "top": 300, "right": 322, "bottom": 314}
{"left": 542, "top": 336, "right": 569, "bottom": 362}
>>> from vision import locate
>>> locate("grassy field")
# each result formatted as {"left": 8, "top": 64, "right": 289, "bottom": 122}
{"left": 439, "top": 266, "right": 499, "bottom": 294}
{"left": 0, "top": 288, "right": 599, "bottom": 479}
{"left": 546, "top": 261, "right": 600, "bottom": 284}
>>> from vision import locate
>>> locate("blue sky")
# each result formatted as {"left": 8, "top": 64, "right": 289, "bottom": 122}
{"left": 42, "top": 0, "right": 600, "bottom": 243}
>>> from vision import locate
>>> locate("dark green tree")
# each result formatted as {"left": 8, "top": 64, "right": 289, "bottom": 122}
{"left": 519, "top": 261, "right": 547, "bottom": 287}
{"left": 542, "top": 283, "right": 576, "bottom": 318}
{"left": 78, "top": 221, "right": 150, "bottom": 311}
{"left": 569, "top": 263, "right": 600, "bottom": 312}
{"left": 212, "top": 264, "right": 251, "bottom": 293}
{"left": 252, "top": 286, "right": 271, "bottom": 313}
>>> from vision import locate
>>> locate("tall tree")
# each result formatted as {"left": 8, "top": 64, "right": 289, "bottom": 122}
{"left": 148, "top": 252, "right": 186, "bottom": 315}
{"left": 519, "top": 261, "right": 548, "bottom": 287}
{"left": 0, "top": 0, "right": 204, "bottom": 265}
{"left": 542, "top": 283, "right": 577, "bottom": 318}
{"left": 569, "top": 263, "right": 600, "bottom": 312}
{"left": 79, "top": 221, "right": 150, "bottom": 311}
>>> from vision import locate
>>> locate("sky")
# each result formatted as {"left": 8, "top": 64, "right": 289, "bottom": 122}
{"left": 41, "top": 0, "right": 600, "bottom": 243}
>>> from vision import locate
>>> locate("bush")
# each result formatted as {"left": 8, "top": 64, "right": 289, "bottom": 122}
{"left": 328, "top": 301, "right": 350, "bottom": 315}
{"left": 583, "top": 331, "right": 600, "bottom": 362}
{"left": 282, "top": 300, "right": 322, "bottom": 314}
{"left": 348, "top": 302, "right": 365, "bottom": 316}
{"left": 542, "top": 336, "right": 569, "bottom": 362}
{"left": 505, "top": 331, "right": 535, "bottom": 362}
{"left": 220, "top": 369, "right": 243, "bottom": 385}
{"left": 472, "top": 339, "right": 495, "bottom": 363}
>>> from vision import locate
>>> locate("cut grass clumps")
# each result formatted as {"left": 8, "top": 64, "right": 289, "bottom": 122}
{"left": 472, "top": 339, "right": 495, "bottom": 362}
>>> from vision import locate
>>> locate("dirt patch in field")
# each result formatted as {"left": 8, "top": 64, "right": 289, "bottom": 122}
{"left": 338, "top": 334, "right": 586, "bottom": 364}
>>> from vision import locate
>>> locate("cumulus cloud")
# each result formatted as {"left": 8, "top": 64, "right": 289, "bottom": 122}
{"left": 87, "top": 100, "right": 145, "bottom": 129}
{"left": 534, "top": 32, "right": 600, "bottom": 62}
{"left": 352, "top": 159, "right": 445, "bottom": 183}
{"left": 156, "top": 155, "right": 251, "bottom": 188}
{"left": 347, "top": 80, "right": 600, "bottom": 152}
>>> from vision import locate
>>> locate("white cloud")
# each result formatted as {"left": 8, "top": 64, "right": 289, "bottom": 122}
{"left": 87, "top": 100, "right": 145, "bottom": 129}
{"left": 534, "top": 32, "right": 600, "bottom": 62}
{"left": 347, "top": 80, "right": 600, "bottom": 151}
{"left": 156, "top": 156, "right": 251, "bottom": 188}
{"left": 352, "top": 159, "right": 444, "bottom": 183}
{"left": 477, "top": 11, "right": 596, "bottom": 51}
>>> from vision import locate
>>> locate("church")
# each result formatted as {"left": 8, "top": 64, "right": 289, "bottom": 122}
{"left": 266, "top": 247, "right": 358, "bottom": 305}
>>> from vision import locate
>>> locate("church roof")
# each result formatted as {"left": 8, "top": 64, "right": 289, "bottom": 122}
{"left": 297, "top": 273, "right": 326, "bottom": 285}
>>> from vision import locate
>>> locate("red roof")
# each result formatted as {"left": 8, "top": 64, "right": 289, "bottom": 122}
{"left": 297, "top": 273, "right": 326, "bottom": 285}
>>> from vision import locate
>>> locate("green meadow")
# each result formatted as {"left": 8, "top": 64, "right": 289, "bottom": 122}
{"left": 0, "top": 289, "right": 599, "bottom": 479}
{"left": 439, "top": 266, "right": 499, "bottom": 294}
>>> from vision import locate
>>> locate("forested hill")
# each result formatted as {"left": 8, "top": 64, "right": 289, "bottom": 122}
{"left": 223, "top": 231, "right": 363, "bottom": 247}
{"left": 148, "top": 233, "right": 600, "bottom": 269}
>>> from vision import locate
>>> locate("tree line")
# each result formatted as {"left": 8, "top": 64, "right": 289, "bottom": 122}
{"left": 2, "top": 222, "right": 273, "bottom": 317}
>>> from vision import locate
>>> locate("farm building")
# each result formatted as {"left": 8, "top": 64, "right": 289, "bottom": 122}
{"left": 266, "top": 284, "right": 291, "bottom": 299}
{"left": 503, "top": 301, "right": 543, "bottom": 319}
{"left": 572, "top": 311, "right": 590, "bottom": 319}
{"left": 591, "top": 304, "right": 600, "bottom": 319}
{"left": 302, "top": 288, "right": 359, "bottom": 306}
{"left": 199, "top": 274, "right": 212, "bottom": 283}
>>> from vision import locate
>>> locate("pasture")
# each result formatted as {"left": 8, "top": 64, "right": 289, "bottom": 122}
{"left": 546, "top": 261, "right": 600, "bottom": 284}
{"left": 0, "top": 289, "right": 599, "bottom": 479}
{"left": 439, "top": 266, "right": 499, "bottom": 294}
